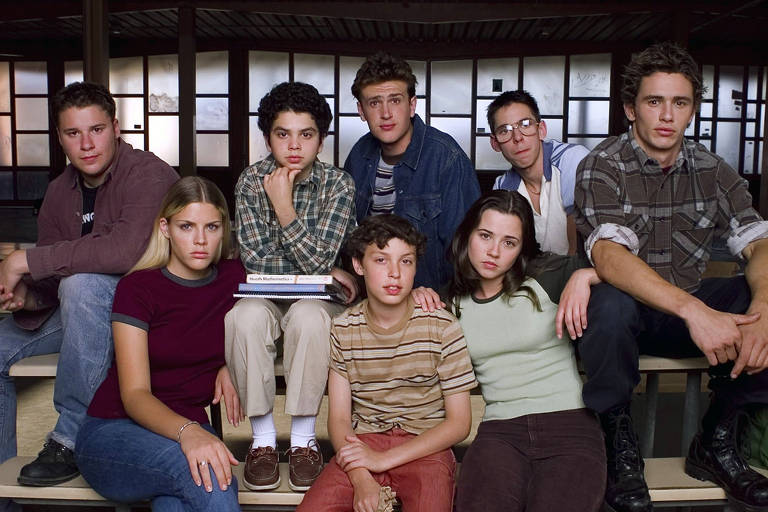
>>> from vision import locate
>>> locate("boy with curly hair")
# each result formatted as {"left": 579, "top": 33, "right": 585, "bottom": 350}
{"left": 226, "top": 82, "right": 356, "bottom": 492}
{"left": 298, "top": 214, "right": 477, "bottom": 512}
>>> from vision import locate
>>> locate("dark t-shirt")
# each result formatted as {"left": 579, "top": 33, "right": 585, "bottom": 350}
{"left": 531, "top": 253, "right": 592, "bottom": 303}
{"left": 80, "top": 183, "right": 98, "bottom": 236}
{"left": 87, "top": 259, "right": 245, "bottom": 424}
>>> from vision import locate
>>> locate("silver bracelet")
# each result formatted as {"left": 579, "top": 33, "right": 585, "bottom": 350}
{"left": 177, "top": 420, "right": 199, "bottom": 443}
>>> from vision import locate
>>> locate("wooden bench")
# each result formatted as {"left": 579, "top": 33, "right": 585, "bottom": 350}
{"left": 637, "top": 356, "right": 708, "bottom": 458}
{"left": 646, "top": 457, "right": 768, "bottom": 507}
{"left": 0, "top": 255, "right": 737, "bottom": 510}
{"left": 2, "top": 455, "right": 765, "bottom": 511}
{"left": 11, "top": 352, "right": 708, "bottom": 457}
{"left": 8, "top": 353, "right": 287, "bottom": 440}
{"left": 0, "top": 456, "right": 303, "bottom": 511}
{"left": 5, "top": 353, "right": 717, "bottom": 510}
{"left": 8, "top": 353, "right": 59, "bottom": 378}
{"left": 9, "top": 354, "right": 286, "bottom": 379}
{"left": 0, "top": 243, "right": 34, "bottom": 261}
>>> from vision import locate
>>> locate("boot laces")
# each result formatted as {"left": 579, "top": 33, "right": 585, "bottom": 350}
{"left": 612, "top": 414, "right": 642, "bottom": 473}
{"left": 38, "top": 440, "right": 72, "bottom": 463}
{"left": 711, "top": 413, "right": 751, "bottom": 477}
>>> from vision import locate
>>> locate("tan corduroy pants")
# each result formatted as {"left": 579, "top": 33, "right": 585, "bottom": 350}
{"left": 224, "top": 298, "right": 347, "bottom": 417}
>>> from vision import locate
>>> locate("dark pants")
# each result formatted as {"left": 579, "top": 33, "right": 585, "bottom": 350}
{"left": 455, "top": 409, "right": 606, "bottom": 512}
{"left": 578, "top": 276, "right": 768, "bottom": 413}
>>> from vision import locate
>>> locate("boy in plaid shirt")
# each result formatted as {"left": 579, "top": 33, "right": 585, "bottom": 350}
{"left": 574, "top": 42, "right": 768, "bottom": 512}
{"left": 226, "top": 82, "right": 356, "bottom": 492}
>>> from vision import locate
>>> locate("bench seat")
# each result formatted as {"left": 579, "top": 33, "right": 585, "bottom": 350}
{"left": 9, "top": 353, "right": 287, "bottom": 378}
{"left": 10, "top": 353, "right": 710, "bottom": 453}
{"left": 9, "top": 353, "right": 59, "bottom": 378}
{"left": 2, "top": 456, "right": 765, "bottom": 510}
{"left": 0, "top": 456, "right": 303, "bottom": 510}
{"left": 11, "top": 353, "right": 707, "bottom": 379}
{"left": 646, "top": 457, "right": 768, "bottom": 506}
{"left": 646, "top": 457, "right": 727, "bottom": 503}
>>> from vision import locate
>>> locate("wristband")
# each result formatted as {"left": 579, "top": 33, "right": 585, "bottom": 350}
{"left": 177, "top": 420, "right": 199, "bottom": 443}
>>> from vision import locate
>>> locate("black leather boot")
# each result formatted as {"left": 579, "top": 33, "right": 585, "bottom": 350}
{"left": 600, "top": 403, "right": 653, "bottom": 512}
{"left": 685, "top": 407, "right": 768, "bottom": 512}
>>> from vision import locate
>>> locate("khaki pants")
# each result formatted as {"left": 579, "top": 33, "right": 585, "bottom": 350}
{"left": 224, "top": 298, "right": 346, "bottom": 417}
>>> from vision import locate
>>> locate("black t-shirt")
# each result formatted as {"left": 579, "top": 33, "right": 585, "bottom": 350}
{"left": 80, "top": 183, "right": 99, "bottom": 236}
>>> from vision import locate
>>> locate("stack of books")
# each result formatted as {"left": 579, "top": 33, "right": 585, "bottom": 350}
{"left": 234, "top": 274, "right": 347, "bottom": 303}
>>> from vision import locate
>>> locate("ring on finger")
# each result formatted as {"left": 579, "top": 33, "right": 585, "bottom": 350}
{"left": 199, "top": 460, "right": 207, "bottom": 467}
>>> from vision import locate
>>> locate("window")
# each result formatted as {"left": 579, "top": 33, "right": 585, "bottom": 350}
{"left": 337, "top": 55, "right": 368, "bottom": 166}
{"left": 196, "top": 51, "right": 228, "bottom": 167}
{"left": 566, "top": 53, "right": 612, "bottom": 150}
{"left": 64, "top": 55, "right": 186, "bottom": 167}
{"left": 2, "top": 51, "right": 764, "bottom": 207}
{"left": 0, "top": 61, "right": 50, "bottom": 202}
{"left": 431, "top": 59, "right": 473, "bottom": 157}
{"left": 248, "top": 51, "right": 289, "bottom": 166}
{"left": 690, "top": 64, "right": 765, "bottom": 176}
{"left": 109, "top": 57, "right": 149, "bottom": 161}
{"left": 475, "top": 58, "right": 520, "bottom": 170}
{"left": 147, "top": 53, "right": 179, "bottom": 166}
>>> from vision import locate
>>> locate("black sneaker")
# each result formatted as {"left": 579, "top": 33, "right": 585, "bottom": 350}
{"left": 18, "top": 439, "right": 79, "bottom": 486}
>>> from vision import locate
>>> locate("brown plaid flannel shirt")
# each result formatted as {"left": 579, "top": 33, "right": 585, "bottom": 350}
{"left": 574, "top": 127, "right": 768, "bottom": 292}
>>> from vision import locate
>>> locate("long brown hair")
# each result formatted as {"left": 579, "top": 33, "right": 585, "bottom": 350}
{"left": 445, "top": 190, "right": 543, "bottom": 318}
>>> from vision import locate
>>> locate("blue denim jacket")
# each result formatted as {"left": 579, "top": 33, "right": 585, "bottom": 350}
{"left": 343, "top": 115, "right": 481, "bottom": 290}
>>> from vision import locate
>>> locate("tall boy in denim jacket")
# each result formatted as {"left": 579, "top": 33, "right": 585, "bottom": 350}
{"left": 344, "top": 53, "right": 481, "bottom": 290}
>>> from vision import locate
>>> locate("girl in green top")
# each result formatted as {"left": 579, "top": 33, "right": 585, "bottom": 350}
{"left": 448, "top": 190, "right": 606, "bottom": 512}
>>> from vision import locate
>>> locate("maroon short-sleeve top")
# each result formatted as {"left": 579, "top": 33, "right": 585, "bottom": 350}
{"left": 87, "top": 259, "right": 244, "bottom": 424}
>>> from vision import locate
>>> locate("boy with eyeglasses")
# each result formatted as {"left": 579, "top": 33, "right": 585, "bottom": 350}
{"left": 488, "top": 90, "right": 589, "bottom": 255}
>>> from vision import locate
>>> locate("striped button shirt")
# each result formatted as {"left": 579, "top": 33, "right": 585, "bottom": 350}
{"left": 235, "top": 155, "right": 357, "bottom": 275}
{"left": 330, "top": 298, "right": 477, "bottom": 435}
{"left": 575, "top": 127, "right": 768, "bottom": 292}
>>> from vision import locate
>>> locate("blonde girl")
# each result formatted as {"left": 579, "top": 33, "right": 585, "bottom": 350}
{"left": 75, "top": 177, "right": 245, "bottom": 512}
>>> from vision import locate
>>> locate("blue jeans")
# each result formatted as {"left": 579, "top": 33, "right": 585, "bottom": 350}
{"left": 76, "top": 417, "right": 240, "bottom": 512}
{"left": 0, "top": 273, "right": 119, "bottom": 464}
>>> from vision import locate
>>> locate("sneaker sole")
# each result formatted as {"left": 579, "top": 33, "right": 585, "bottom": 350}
{"left": 242, "top": 475, "right": 281, "bottom": 491}
{"left": 288, "top": 478, "right": 313, "bottom": 492}
{"left": 685, "top": 459, "right": 768, "bottom": 512}
{"left": 17, "top": 472, "right": 80, "bottom": 487}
